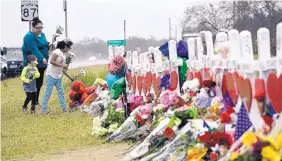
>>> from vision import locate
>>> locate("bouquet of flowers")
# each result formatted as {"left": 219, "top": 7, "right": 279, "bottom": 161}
{"left": 228, "top": 132, "right": 282, "bottom": 161}
{"left": 82, "top": 90, "right": 111, "bottom": 116}
{"left": 108, "top": 104, "right": 153, "bottom": 142}
{"left": 139, "top": 120, "right": 200, "bottom": 161}
{"left": 186, "top": 129, "right": 234, "bottom": 161}
{"left": 65, "top": 51, "right": 77, "bottom": 65}
{"left": 49, "top": 25, "right": 64, "bottom": 51}
{"left": 92, "top": 103, "right": 125, "bottom": 137}
{"left": 124, "top": 117, "right": 171, "bottom": 161}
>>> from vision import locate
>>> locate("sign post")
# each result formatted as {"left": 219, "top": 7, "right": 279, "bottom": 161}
{"left": 21, "top": 0, "right": 39, "bottom": 30}
{"left": 107, "top": 40, "right": 126, "bottom": 47}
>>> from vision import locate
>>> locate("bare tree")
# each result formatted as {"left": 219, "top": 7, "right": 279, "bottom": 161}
{"left": 181, "top": 0, "right": 282, "bottom": 56}
{"left": 182, "top": 1, "right": 234, "bottom": 34}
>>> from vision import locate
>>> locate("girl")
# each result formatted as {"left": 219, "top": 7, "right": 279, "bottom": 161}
{"left": 42, "top": 38, "right": 73, "bottom": 114}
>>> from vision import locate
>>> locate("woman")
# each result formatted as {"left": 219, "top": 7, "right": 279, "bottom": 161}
{"left": 42, "top": 38, "right": 73, "bottom": 113}
{"left": 22, "top": 17, "right": 49, "bottom": 107}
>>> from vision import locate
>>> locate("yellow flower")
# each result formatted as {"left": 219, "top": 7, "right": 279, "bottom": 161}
{"left": 229, "top": 152, "right": 239, "bottom": 160}
{"left": 187, "top": 147, "right": 207, "bottom": 161}
{"left": 260, "top": 136, "right": 279, "bottom": 150}
{"left": 242, "top": 132, "right": 258, "bottom": 146}
{"left": 213, "top": 103, "right": 219, "bottom": 113}
{"left": 275, "top": 134, "right": 282, "bottom": 150}
{"left": 261, "top": 146, "right": 281, "bottom": 161}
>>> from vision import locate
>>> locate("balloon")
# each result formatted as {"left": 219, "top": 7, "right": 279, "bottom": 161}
{"left": 105, "top": 72, "right": 123, "bottom": 90}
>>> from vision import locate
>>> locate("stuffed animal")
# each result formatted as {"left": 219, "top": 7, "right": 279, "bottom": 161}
{"left": 195, "top": 79, "right": 216, "bottom": 109}
{"left": 68, "top": 80, "right": 98, "bottom": 108}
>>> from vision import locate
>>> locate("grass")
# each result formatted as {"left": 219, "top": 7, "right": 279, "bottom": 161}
{"left": 1, "top": 65, "right": 109, "bottom": 161}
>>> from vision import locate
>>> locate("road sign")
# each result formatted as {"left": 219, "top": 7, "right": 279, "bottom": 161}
{"left": 21, "top": 0, "right": 39, "bottom": 21}
{"left": 107, "top": 40, "right": 126, "bottom": 46}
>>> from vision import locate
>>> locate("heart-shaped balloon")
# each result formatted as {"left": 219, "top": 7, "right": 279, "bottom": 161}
{"left": 152, "top": 73, "right": 161, "bottom": 97}
{"left": 267, "top": 73, "right": 282, "bottom": 113}
{"left": 170, "top": 71, "right": 178, "bottom": 90}
{"left": 142, "top": 72, "right": 152, "bottom": 94}
{"left": 223, "top": 72, "right": 238, "bottom": 105}
{"left": 233, "top": 72, "right": 240, "bottom": 94}
{"left": 186, "top": 71, "right": 193, "bottom": 80}
{"left": 235, "top": 74, "right": 252, "bottom": 112}
{"left": 137, "top": 76, "right": 143, "bottom": 95}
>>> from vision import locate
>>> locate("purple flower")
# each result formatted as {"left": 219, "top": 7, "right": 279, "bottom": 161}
{"left": 251, "top": 140, "right": 270, "bottom": 160}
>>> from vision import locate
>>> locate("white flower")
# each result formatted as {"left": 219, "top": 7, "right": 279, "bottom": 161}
{"left": 211, "top": 144, "right": 220, "bottom": 152}
{"left": 108, "top": 123, "right": 119, "bottom": 133}
{"left": 80, "top": 70, "right": 86, "bottom": 77}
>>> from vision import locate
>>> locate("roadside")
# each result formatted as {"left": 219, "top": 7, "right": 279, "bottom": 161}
{"left": 10, "top": 143, "right": 130, "bottom": 161}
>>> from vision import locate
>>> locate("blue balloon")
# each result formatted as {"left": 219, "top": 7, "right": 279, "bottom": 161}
{"left": 105, "top": 72, "right": 124, "bottom": 90}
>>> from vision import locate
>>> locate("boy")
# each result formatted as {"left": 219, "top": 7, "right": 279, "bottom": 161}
{"left": 21, "top": 55, "right": 40, "bottom": 113}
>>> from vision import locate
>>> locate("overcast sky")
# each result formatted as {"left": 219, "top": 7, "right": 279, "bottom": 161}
{"left": 0, "top": 0, "right": 210, "bottom": 47}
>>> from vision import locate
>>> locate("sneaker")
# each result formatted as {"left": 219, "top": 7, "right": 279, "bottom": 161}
{"left": 30, "top": 110, "right": 35, "bottom": 114}
{"left": 35, "top": 104, "right": 41, "bottom": 109}
{"left": 42, "top": 111, "right": 50, "bottom": 115}
{"left": 22, "top": 106, "right": 28, "bottom": 113}
{"left": 62, "top": 108, "right": 68, "bottom": 112}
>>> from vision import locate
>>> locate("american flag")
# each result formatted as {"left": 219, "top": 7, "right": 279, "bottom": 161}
{"left": 203, "top": 120, "right": 210, "bottom": 129}
{"left": 234, "top": 103, "right": 253, "bottom": 140}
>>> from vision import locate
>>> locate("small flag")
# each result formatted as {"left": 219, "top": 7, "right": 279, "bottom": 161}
{"left": 234, "top": 103, "right": 252, "bottom": 140}
{"left": 203, "top": 120, "right": 210, "bottom": 129}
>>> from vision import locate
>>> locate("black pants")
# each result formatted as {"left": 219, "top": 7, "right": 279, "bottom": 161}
{"left": 23, "top": 92, "right": 37, "bottom": 110}
{"left": 36, "top": 68, "right": 46, "bottom": 104}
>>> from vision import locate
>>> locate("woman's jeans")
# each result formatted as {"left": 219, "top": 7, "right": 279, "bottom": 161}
{"left": 42, "top": 75, "right": 66, "bottom": 112}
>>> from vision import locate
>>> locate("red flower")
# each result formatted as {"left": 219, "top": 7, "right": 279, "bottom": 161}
{"left": 254, "top": 91, "right": 266, "bottom": 101}
{"left": 188, "top": 91, "right": 197, "bottom": 97}
{"left": 164, "top": 127, "right": 175, "bottom": 139}
{"left": 136, "top": 114, "right": 145, "bottom": 125}
{"left": 226, "top": 106, "right": 235, "bottom": 115}
{"left": 130, "top": 102, "right": 141, "bottom": 112}
{"left": 199, "top": 131, "right": 234, "bottom": 148}
{"left": 263, "top": 115, "right": 273, "bottom": 128}
{"left": 216, "top": 132, "right": 234, "bottom": 148}
{"left": 210, "top": 152, "right": 218, "bottom": 160}
{"left": 176, "top": 96, "right": 186, "bottom": 107}
{"left": 199, "top": 132, "right": 213, "bottom": 144}
{"left": 220, "top": 112, "right": 231, "bottom": 123}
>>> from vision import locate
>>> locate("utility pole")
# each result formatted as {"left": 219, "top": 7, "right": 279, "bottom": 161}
{"left": 169, "top": 18, "right": 172, "bottom": 40}
{"left": 63, "top": 0, "right": 68, "bottom": 37}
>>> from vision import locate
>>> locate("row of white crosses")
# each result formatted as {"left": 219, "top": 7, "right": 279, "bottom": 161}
{"left": 108, "top": 46, "right": 125, "bottom": 60}
{"left": 186, "top": 23, "right": 282, "bottom": 158}
{"left": 120, "top": 22, "right": 281, "bottom": 113}
{"left": 109, "top": 23, "right": 282, "bottom": 160}
{"left": 125, "top": 21, "right": 282, "bottom": 155}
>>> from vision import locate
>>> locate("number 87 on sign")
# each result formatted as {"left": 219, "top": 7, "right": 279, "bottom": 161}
{"left": 21, "top": 3, "right": 39, "bottom": 21}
